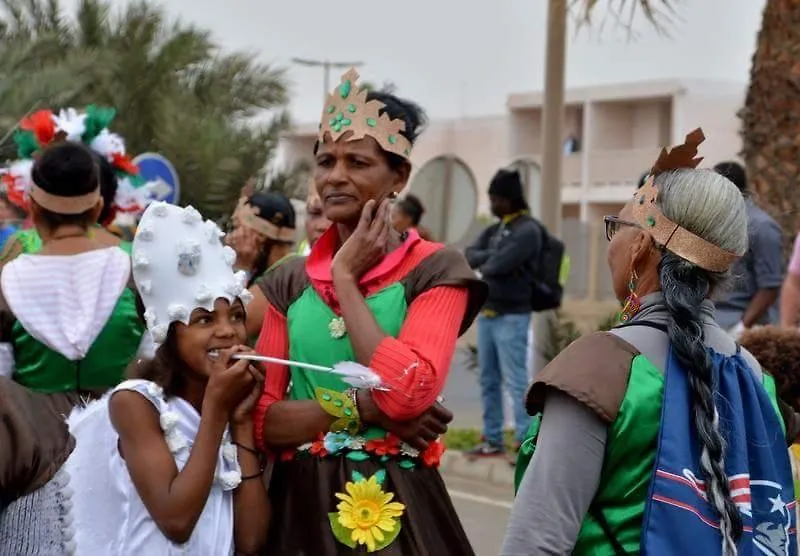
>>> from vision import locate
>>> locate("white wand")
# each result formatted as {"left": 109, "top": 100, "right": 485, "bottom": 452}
{"left": 231, "top": 353, "right": 384, "bottom": 390}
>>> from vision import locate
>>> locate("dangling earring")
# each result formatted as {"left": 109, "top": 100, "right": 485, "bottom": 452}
{"left": 619, "top": 270, "right": 641, "bottom": 323}
{"left": 389, "top": 191, "right": 399, "bottom": 200}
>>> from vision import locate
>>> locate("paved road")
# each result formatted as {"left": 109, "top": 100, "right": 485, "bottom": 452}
{"left": 444, "top": 474, "right": 515, "bottom": 555}
{"left": 442, "top": 345, "right": 484, "bottom": 429}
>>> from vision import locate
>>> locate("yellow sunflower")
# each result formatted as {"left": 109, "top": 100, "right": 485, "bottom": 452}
{"left": 335, "top": 474, "right": 406, "bottom": 552}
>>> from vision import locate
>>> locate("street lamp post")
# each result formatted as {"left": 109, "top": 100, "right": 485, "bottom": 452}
{"left": 533, "top": 0, "right": 568, "bottom": 376}
{"left": 540, "top": 0, "right": 567, "bottom": 235}
{"left": 291, "top": 58, "right": 365, "bottom": 101}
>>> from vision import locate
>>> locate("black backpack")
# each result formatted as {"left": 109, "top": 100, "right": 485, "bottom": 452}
{"left": 528, "top": 220, "right": 565, "bottom": 312}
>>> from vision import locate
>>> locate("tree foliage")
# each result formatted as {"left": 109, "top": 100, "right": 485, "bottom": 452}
{"left": 0, "top": 0, "right": 293, "bottom": 218}
{"left": 739, "top": 0, "right": 800, "bottom": 259}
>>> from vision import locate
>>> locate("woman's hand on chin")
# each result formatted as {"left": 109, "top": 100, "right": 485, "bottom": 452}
{"left": 332, "top": 199, "right": 391, "bottom": 282}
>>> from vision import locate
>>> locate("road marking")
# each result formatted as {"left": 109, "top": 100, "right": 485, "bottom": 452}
{"left": 447, "top": 489, "right": 514, "bottom": 510}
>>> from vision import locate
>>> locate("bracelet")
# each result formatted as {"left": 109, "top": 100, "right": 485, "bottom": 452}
{"left": 347, "top": 387, "right": 360, "bottom": 415}
{"left": 316, "top": 387, "right": 361, "bottom": 435}
{"left": 241, "top": 470, "right": 264, "bottom": 481}
{"left": 233, "top": 442, "right": 261, "bottom": 457}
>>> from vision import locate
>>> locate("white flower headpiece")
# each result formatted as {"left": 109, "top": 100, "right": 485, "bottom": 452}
{"left": 132, "top": 202, "right": 252, "bottom": 344}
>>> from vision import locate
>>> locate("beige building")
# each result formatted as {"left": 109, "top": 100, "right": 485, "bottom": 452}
{"left": 280, "top": 79, "right": 746, "bottom": 306}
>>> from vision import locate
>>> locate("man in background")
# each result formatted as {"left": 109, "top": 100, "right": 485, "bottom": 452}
{"left": 714, "top": 161, "right": 783, "bottom": 336}
{"left": 465, "top": 168, "right": 540, "bottom": 458}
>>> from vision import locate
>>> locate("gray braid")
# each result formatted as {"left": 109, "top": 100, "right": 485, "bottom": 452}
{"left": 660, "top": 252, "right": 742, "bottom": 555}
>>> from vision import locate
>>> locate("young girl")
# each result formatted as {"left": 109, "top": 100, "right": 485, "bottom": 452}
{"left": 67, "top": 201, "right": 270, "bottom": 554}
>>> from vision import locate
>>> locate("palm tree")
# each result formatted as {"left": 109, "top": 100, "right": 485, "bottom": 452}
{"left": 574, "top": 2, "right": 795, "bottom": 259}
{"left": 0, "top": 0, "right": 292, "bottom": 218}
{"left": 739, "top": 1, "right": 800, "bottom": 258}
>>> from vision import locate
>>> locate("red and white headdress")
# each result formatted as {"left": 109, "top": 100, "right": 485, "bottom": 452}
{"left": 0, "top": 105, "right": 156, "bottom": 219}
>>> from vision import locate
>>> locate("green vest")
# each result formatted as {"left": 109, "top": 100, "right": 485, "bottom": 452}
{"left": 286, "top": 283, "right": 407, "bottom": 441}
{"left": 12, "top": 287, "right": 144, "bottom": 393}
{"left": 515, "top": 354, "right": 784, "bottom": 554}
{"left": 6, "top": 230, "right": 140, "bottom": 393}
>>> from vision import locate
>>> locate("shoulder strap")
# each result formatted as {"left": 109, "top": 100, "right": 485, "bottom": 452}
{"left": 613, "top": 320, "right": 668, "bottom": 333}
{"left": 589, "top": 504, "right": 629, "bottom": 556}
{"left": 112, "top": 379, "right": 165, "bottom": 413}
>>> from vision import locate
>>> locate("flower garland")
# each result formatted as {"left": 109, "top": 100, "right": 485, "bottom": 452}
{"left": 282, "top": 431, "right": 445, "bottom": 469}
{"left": 1, "top": 105, "right": 155, "bottom": 218}
{"left": 146, "top": 381, "right": 242, "bottom": 490}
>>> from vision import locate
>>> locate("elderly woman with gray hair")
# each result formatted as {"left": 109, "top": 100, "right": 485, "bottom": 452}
{"left": 502, "top": 130, "right": 799, "bottom": 556}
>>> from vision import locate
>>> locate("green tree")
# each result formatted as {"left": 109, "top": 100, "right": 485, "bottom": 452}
{"left": 739, "top": 1, "right": 800, "bottom": 259}
{"left": 0, "top": 0, "right": 292, "bottom": 218}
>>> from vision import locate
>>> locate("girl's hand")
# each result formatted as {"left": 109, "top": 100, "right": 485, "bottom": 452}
{"left": 232, "top": 356, "right": 266, "bottom": 426}
{"left": 331, "top": 199, "right": 391, "bottom": 282}
{"left": 204, "top": 347, "right": 255, "bottom": 417}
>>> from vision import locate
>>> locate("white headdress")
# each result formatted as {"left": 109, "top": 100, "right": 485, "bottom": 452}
{"left": 132, "top": 202, "right": 253, "bottom": 343}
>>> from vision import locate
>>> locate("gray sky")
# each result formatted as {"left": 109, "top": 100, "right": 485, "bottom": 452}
{"left": 67, "top": 0, "right": 766, "bottom": 122}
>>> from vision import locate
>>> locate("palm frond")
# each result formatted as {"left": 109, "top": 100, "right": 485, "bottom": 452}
{"left": 570, "top": 0, "right": 682, "bottom": 38}
{"left": 181, "top": 53, "right": 287, "bottom": 117}
{"left": 76, "top": 0, "right": 109, "bottom": 47}
{"left": 0, "top": 0, "right": 291, "bottom": 217}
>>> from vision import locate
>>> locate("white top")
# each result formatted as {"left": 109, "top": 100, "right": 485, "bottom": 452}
{"left": 68, "top": 379, "right": 242, "bottom": 555}
{"left": 111, "top": 379, "right": 241, "bottom": 555}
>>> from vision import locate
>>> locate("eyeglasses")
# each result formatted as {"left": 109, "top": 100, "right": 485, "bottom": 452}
{"left": 603, "top": 215, "right": 639, "bottom": 242}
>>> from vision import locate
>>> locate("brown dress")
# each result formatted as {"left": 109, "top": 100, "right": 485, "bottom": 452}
{"left": 255, "top": 237, "right": 487, "bottom": 555}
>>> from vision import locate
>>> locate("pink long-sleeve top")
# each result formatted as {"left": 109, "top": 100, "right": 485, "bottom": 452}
{"left": 253, "top": 227, "right": 471, "bottom": 450}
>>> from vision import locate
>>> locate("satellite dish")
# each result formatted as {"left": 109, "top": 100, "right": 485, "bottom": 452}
{"left": 408, "top": 156, "right": 477, "bottom": 244}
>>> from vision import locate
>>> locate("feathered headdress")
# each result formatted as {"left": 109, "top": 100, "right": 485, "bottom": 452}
{"left": 0, "top": 105, "right": 156, "bottom": 218}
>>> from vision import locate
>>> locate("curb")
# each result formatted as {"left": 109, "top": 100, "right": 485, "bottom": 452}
{"left": 440, "top": 450, "right": 515, "bottom": 488}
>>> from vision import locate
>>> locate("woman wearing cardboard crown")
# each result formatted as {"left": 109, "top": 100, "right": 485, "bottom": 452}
{"left": 0, "top": 141, "right": 146, "bottom": 394}
{"left": 0, "top": 105, "right": 154, "bottom": 263}
{"left": 0, "top": 141, "right": 148, "bottom": 553}
{"left": 227, "top": 190, "right": 298, "bottom": 288}
{"left": 502, "top": 130, "right": 799, "bottom": 555}
{"left": 246, "top": 69, "right": 487, "bottom": 554}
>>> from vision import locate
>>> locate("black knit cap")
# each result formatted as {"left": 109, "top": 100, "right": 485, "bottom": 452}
{"left": 488, "top": 169, "right": 526, "bottom": 206}
{"left": 247, "top": 191, "right": 296, "bottom": 239}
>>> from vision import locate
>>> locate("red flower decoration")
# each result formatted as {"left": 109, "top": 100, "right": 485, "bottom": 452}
{"left": 366, "top": 433, "right": 401, "bottom": 456}
{"left": 280, "top": 449, "right": 295, "bottom": 462}
{"left": 2, "top": 174, "right": 28, "bottom": 211}
{"left": 310, "top": 433, "right": 328, "bottom": 458}
{"left": 422, "top": 440, "right": 445, "bottom": 467}
{"left": 111, "top": 152, "right": 139, "bottom": 175}
{"left": 19, "top": 110, "right": 56, "bottom": 146}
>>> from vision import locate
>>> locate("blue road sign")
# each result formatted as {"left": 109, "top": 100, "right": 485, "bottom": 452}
{"left": 133, "top": 153, "right": 180, "bottom": 205}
